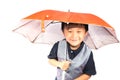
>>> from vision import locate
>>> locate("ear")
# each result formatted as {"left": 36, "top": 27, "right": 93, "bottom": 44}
{"left": 85, "top": 32, "right": 88, "bottom": 36}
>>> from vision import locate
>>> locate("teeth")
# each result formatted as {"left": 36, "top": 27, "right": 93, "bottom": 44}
{"left": 72, "top": 40, "right": 77, "bottom": 41}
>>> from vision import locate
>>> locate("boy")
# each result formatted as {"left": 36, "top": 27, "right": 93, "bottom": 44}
{"left": 48, "top": 22, "right": 96, "bottom": 80}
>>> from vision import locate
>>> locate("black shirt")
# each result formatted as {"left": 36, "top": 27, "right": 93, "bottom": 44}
{"left": 48, "top": 41, "right": 96, "bottom": 76}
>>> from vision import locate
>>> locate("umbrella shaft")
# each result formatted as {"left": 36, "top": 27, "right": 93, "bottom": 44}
{"left": 62, "top": 71, "right": 65, "bottom": 80}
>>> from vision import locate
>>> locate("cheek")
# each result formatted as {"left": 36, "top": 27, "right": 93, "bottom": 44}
{"left": 81, "top": 33, "right": 87, "bottom": 39}
{"left": 64, "top": 34, "right": 71, "bottom": 40}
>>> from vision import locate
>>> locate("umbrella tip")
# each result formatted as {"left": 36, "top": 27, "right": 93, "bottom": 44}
{"left": 41, "top": 28, "right": 45, "bottom": 32}
{"left": 68, "top": 9, "right": 70, "bottom": 12}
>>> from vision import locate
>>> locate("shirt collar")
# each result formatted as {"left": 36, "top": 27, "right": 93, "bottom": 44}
{"left": 67, "top": 41, "right": 84, "bottom": 54}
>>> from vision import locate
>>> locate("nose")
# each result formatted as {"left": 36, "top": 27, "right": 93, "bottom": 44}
{"left": 71, "top": 32, "right": 78, "bottom": 39}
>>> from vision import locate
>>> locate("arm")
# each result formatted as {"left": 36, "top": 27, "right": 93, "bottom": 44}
{"left": 74, "top": 74, "right": 91, "bottom": 80}
{"left": 48, "top": 59, "right": 60, "bottom": 67}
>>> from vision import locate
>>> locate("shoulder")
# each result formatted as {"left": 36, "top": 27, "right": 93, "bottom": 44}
{"left": 53, "top": 41, "right": 59, "bottom": 47}
{"left": 48, "top": 40, "right": 66, "bottom": 59}
{"left": 82, "top": 42, "right": 92, "bottom": 53}
{"left": 51, "top": 39, "right": 66, "bottom": 50}
{"left": 47, "top": 41, "right": 59, "bottom": 59}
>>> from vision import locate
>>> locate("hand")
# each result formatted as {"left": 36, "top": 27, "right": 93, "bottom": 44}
{"left": 58, "top": 60, "right": 71, "bottom": 71}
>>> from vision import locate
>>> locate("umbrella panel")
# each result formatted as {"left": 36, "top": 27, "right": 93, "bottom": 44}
{"left": 13, "top": 20, "right": 65, "bottom": 44}
{"left": 35, "top": 21, "right": 65, "bottom": 44}
{"left": 13, "top": 20, "right": 119, "bottom": 49}
{"left": 84, "top": 25, "right": 119, "bottom": 49}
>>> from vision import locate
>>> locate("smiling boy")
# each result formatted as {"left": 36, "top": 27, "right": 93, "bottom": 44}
{"left": 48, "top": 22, "right": 96, "bottom": 80}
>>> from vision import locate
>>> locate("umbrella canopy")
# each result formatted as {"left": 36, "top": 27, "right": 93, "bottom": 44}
{"left": 13, "top": 9, "right": 119, "bottom": 49}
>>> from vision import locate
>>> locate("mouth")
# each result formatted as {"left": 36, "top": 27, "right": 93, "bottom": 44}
{"left": 71, "top": 39, "right": 78, "bottom": 42}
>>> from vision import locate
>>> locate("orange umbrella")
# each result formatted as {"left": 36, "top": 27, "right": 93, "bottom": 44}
{"left": 13, "top": 9, "right": 119, "bottom": 49}
{"left": 24, "top": 10, "right": 113, "bottom": 31}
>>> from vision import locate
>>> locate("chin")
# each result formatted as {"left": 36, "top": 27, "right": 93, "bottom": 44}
{"left": 70, "top": 43, "right": 80, "bottom": 47}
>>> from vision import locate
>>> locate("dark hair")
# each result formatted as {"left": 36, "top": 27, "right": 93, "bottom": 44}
{"left": 61, "top": 22, "right": 88, "bottom": 32}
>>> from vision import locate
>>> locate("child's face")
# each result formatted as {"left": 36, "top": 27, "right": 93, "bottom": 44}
{"left": 63, "top": 25, "right": 87, "bottom": 49}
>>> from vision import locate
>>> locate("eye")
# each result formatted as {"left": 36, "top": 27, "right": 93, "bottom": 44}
{"left": 77, "top": 31, "right": 81, "bottom": 33}
{"left": 68, "top": 30, "right": 72, "bottom": 33}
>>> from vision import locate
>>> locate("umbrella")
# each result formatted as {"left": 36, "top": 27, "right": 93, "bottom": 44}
{"left": 13, "top": 9, "right": 119, "bottom": 49}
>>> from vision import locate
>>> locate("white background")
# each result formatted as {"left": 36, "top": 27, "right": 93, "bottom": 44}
{"left": 0, "top": 0, "right": 120, "bottom": 80}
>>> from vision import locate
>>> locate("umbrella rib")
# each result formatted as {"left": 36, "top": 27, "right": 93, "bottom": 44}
{"left": 45, "top": 21, "right": 54, "bottom": 28}
{"left": 31, "top": 21, "right": 61, "bottom": 43}
{"left": 103, "top": 27, "right": 119, "bottom": 42}
{"left": 31, "top": 32, "right": 42, "bottom": 43}
{"left": 12, "top": 20, "right": 33, "bottom": 31}
{"left": 45, "top": 21, "right": 61, "bottom": 28}
{"left": 87, "top": 33, "right": 98, "bottom": 49}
